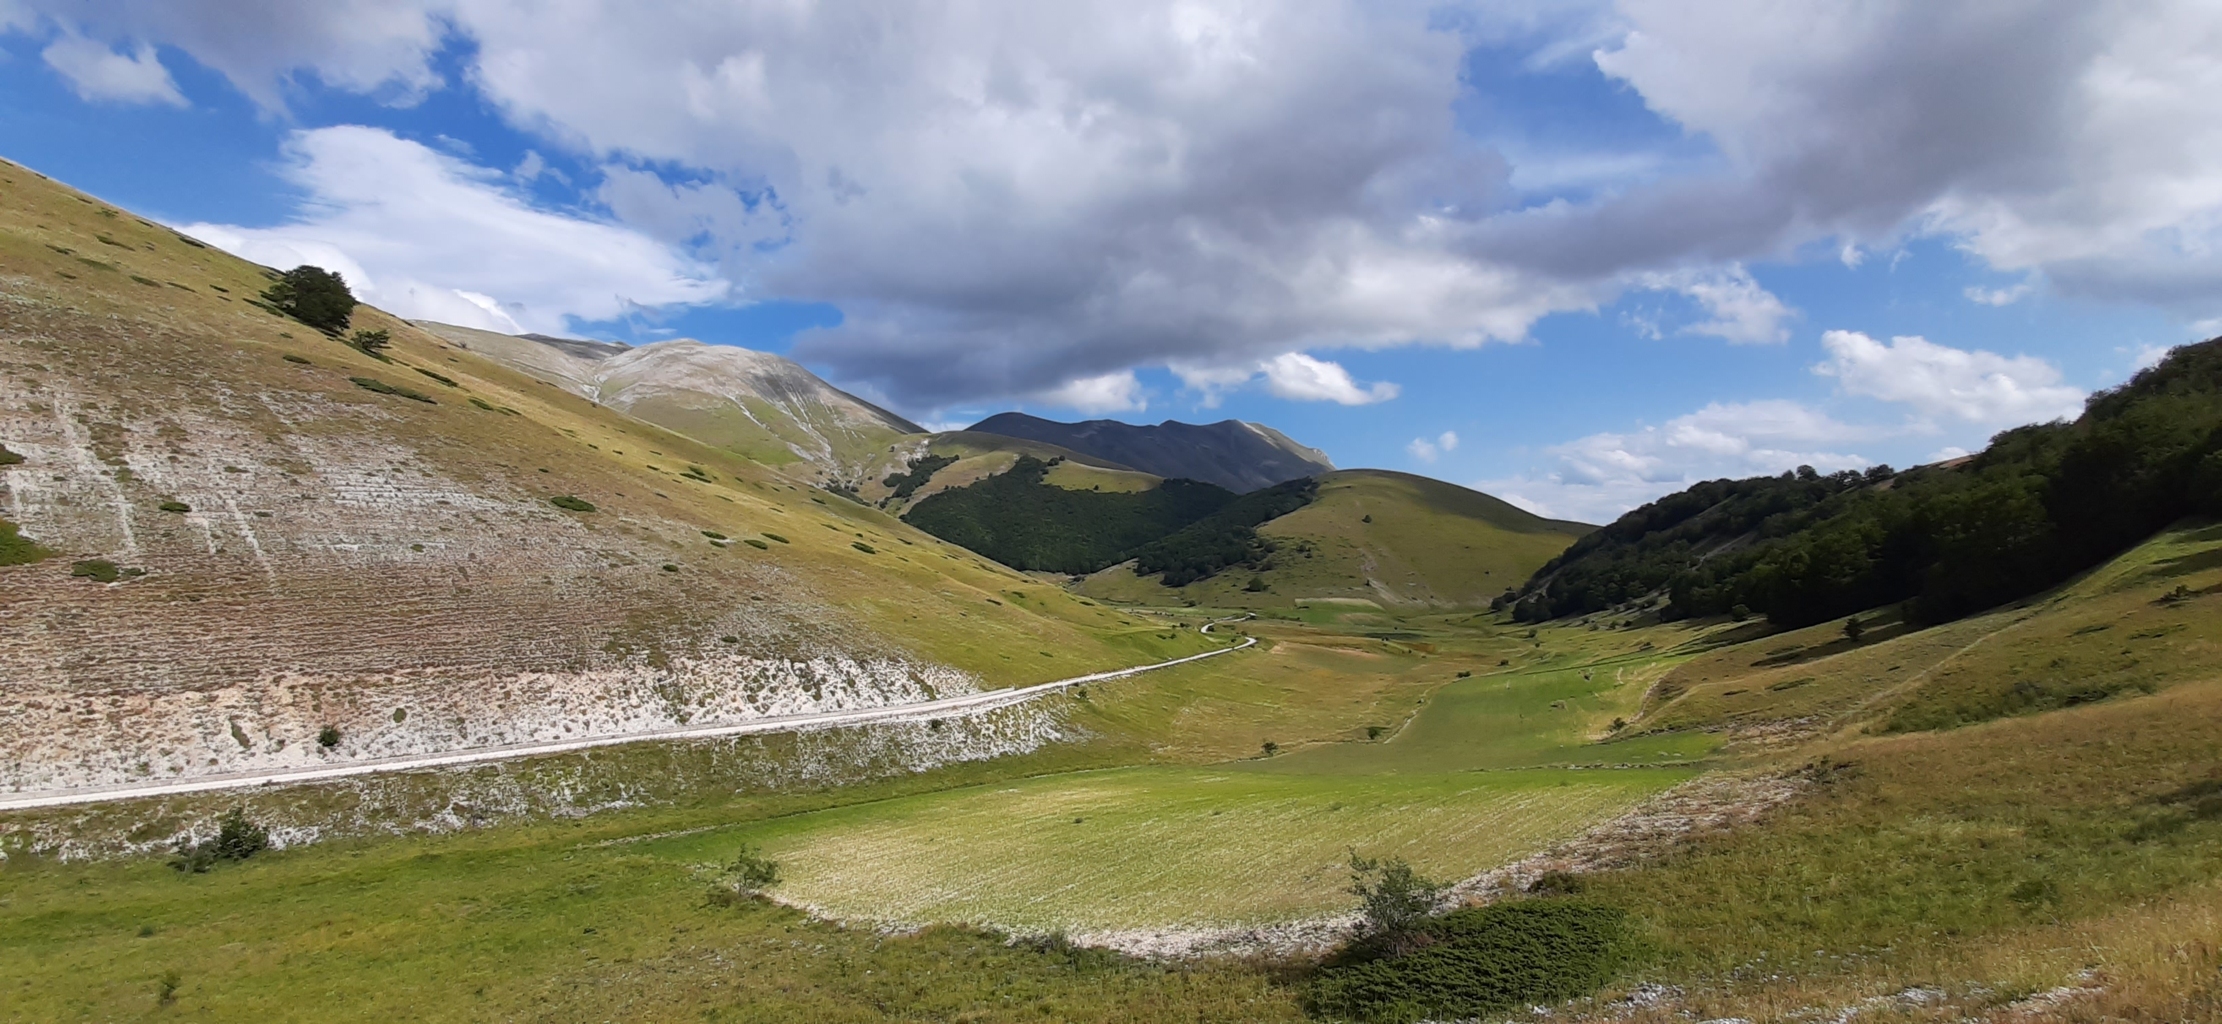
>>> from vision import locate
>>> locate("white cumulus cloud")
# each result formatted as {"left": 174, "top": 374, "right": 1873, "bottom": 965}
{"left": 1812, "top": 330, "right": 2086, "bottom": 428}
{"left": 1479, "top": 400, "right": 1873, "bottom": 523}
{"left": 1036, "top": 371, "right": 1147, "bottom": 415}
{"left": 1261, "top": 353, "right": 1400, "bottom": 406}
{"left": 41, "top": 32, "right": 183, "bottom": 106}
{"left": 179, "top": 126, "right": 728, "bottom": 335}
{"left": 1407, "top": 430, "right": 1459, "bottom": 463}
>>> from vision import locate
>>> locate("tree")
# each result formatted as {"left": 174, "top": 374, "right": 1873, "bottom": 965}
{"left": 317, "top": 725, "right": 341, "bottom": 748}
{"left": 1842, "top": 615, "right": 1866, "bottom": 643}
{"left": 1261, "top": 740, "right": 1279, "bottom": 756}
{"left": 1346, "top": 851, "right": 1446, "bottom": 953}
{"left": 262, "top": 265, "right": 356, "bottom": 335}
{"left": 349, "top": 328, "right": 391, "bottom": 355}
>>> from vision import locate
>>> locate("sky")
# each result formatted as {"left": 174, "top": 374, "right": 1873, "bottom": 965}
{"left": 2, "top": 1, "right": 2217, "bottom": 523}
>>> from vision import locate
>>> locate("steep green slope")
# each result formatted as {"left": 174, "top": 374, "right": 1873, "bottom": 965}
{"left": 1508, "top": 336, "right": 2222, "bottom": 628}
{"left": 1081, "top": 470, "right": 1591, "bottom": 609}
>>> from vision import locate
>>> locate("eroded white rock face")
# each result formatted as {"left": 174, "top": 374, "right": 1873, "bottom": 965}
{"left": 2, "top": 699, "right": 1071, "bottom": 862}
{"left": 0, "top": 655, "right": 989, "bottom": 792}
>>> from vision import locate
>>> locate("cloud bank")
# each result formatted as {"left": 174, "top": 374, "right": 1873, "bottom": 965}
{"left": 8, "top": 1, "right": 2222, "bottom": 414}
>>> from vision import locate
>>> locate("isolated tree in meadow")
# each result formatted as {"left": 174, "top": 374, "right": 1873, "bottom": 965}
{"left": 349, "top": 328, "right": 391, "bottom": 355}
{"left": 1843, "top": 616, "right": 1866, "bottom": 643}
{"left": 1346, "top": 851, "right": 1446, "bottom": 953}
{"left": 262, "top": 265, "right": 356, "bottom": 335}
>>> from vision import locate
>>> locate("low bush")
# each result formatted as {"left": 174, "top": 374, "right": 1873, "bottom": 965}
{"left": 1307, "top": 901, "right": 1641, "bottom": 1023}
{"left": 413, "top": 367, "right": 458, "bottom": 387}
{"left": 707, "top": 844, "right": 783, "bottom": 906}
{"left": 169, "top": 807, "right": 271, "bottom": 873}
{"left": 70, "top": 559, "right": 143, "bottom": 583}
{"left": 158, "top": 500, "right": 190, "bottom": 513}
{"left": 549, "top": 495, "right": 596, "bottom": 513}
{"left": 282, "top": 354, "right": 311, "bottom": 365}
{"left": 0, "top": 517, "right": 53, "bottom": 566}
{"left": 744, "top": 538, "right": 769, "bottom": 550}
{"left": 702, "top": 530, "right": 728, "bottom": 540}
{"left": 468, "top": 397, "right": 497, "bottom": 411}
{"left": 348, "top": 376, "right": 436, "bottom": 404}
{"left": 0, "top": 442, "right": 22, "bottom": 466}
{"left": 317, "top": 726, "right": 340, "bottom": 749}
{"left": 762, "top": 533, "right": 789, "bottom": 544}
{"left": 852, "top": 542, "right": 878, "bottom": 554}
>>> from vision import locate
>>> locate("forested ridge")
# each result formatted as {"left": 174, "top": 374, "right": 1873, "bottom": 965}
{"left": 901, "top": 455, "right": 1317, "bottom": 580}
{"left": 1505, "top": 337, "right": 2222, "bottom": 627}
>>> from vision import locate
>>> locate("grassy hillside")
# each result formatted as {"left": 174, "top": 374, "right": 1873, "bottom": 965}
{"left": 854, "top": 430, "right": 1150, "bottom": 513}
{"left": 0, "top": 157, "right": 1219, "bottom": 799}
{"left": 1080, "top": 469, "right": 1591, "bottom": 610}
{"left": 5, "top": 524, "right": 2219, "bottom": 1021}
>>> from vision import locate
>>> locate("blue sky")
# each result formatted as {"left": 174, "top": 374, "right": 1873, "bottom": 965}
{"left": 4, "top": 2, "right": 2216, "bottom": 522}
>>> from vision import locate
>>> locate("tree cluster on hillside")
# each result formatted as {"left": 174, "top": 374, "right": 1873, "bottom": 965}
{"left": 1129, "top": 476, "right": 1319, "bottom": 585}
{"left": 1505, "top": 337, "right": 2222, "bottom": 628}
{"left": 903, "top": 455, "right": 1317, "bottom": 580}
{"left": 881, "top": 453, "right": 958, "bottom": 501}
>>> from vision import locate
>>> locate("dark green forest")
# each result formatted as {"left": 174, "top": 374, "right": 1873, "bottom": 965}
{"left": 901, "top": 455, "right": 1318, "bottom": 580}
{"left": 1131, "top": 476, "right": 1319, "bottom": 585}
{"left": 1505, "top": 337, "right": 2222, "bottom": 628}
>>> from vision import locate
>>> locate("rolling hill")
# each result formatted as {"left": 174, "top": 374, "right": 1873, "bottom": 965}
{"left": 967, "top": 411, "right": 1335, "bottom": 493}
{"left": 1079, "top": 469, "right": 1592, "bottom": 608}
{"left": 0, "top": 158, "right": 1215, "bottom": 798}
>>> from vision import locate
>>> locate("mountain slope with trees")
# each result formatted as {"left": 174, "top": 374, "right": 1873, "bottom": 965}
{"left": 1505, "top": 337, "right": 2222, "bottom": 627}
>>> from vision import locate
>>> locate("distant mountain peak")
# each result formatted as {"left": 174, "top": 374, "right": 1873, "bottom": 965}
{"left": 965, "top": 412, "right": 1334, "bottom": 493}
{"left": 413, "top": 322, "right": 921, "bottom": 469}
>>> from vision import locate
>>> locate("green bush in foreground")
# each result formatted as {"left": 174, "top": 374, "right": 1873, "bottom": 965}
{"left": 1307, "top": 900, "right": 1641, "bottom": 1023}
{"left": 170, "top": 807, "right": 271, "bottom": 873}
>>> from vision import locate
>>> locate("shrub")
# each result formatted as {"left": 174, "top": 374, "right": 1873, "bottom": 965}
{"left": 262, "top": 266, "right": 356, "bottom": 335}
{"left": 316, "top": 725, "right": 340, "bottom": 749}
{"left": 852, "top": 542, "right": 877, "bottom": 554}
{"left": 1307, "top": 901, "right": 1641, "bottom": 1023}
{"left": 348, "top": 376, "right": 436, "bottom": 404}
{"left": 169, "top": 807, "right": 271, "bottom": 873}
{"left": 1843, "top": 615, "right": 1866, "bottom": 642}
{"left": 1261, "top": 740, "right": 1279, "bottom": 757}
{"left": 1346, "top": 852, "right": 1446, "bottom": 955}
{"left": 662, "top": 563, "right": 680, "bottom": 573}
{"left": 743, "top": 538, "right": 769, "bottom": 550}
{"left": 282, "top": 354, "right": 311, "bottom": 365}
{"left": 469, "top": 397, "right": 496, "bottom": 411}
{"left": 158, "top": 500, "right": 190, "bottom": 513}
{"left": 0, "top": 442, "right": 23, "bottom": 466}
{"left": 708, "top": 844, "right": 782, "bottom": 906}
{"left": 1, "top": 517, "right": 52, "bottom": 567}
{"left": 1367, "top": 725, "right": 1386, "bottom": 740}
{"left": 71, "top": 559, "right": 125, "bottom": 582}
{"left": 549, "top": 495, "right": 596, "bottom": 512}
{"left": 762, "top": 532, "right": 788, "bottom": 544}
{"left": 702, "top": 530, "right": 728, "bottom": 540}
{"left": 413, "top": 367, "right": 459, "bottom": 387}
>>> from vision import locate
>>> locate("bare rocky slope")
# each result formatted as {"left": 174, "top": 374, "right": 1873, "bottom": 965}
{"left": 0, "top": 159, "right": 1201, "bottom": 798}
{"left": 413, "top": 320, "right": 921, "bottom": 478}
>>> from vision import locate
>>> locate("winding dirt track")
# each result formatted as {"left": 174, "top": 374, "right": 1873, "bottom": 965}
{"left": 0, "top": 622, "right": 1256, "bottom": 812}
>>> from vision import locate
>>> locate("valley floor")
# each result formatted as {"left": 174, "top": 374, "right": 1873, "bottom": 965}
{"left": 5, "top": 525, "right": 2222, "bottom": 1021}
